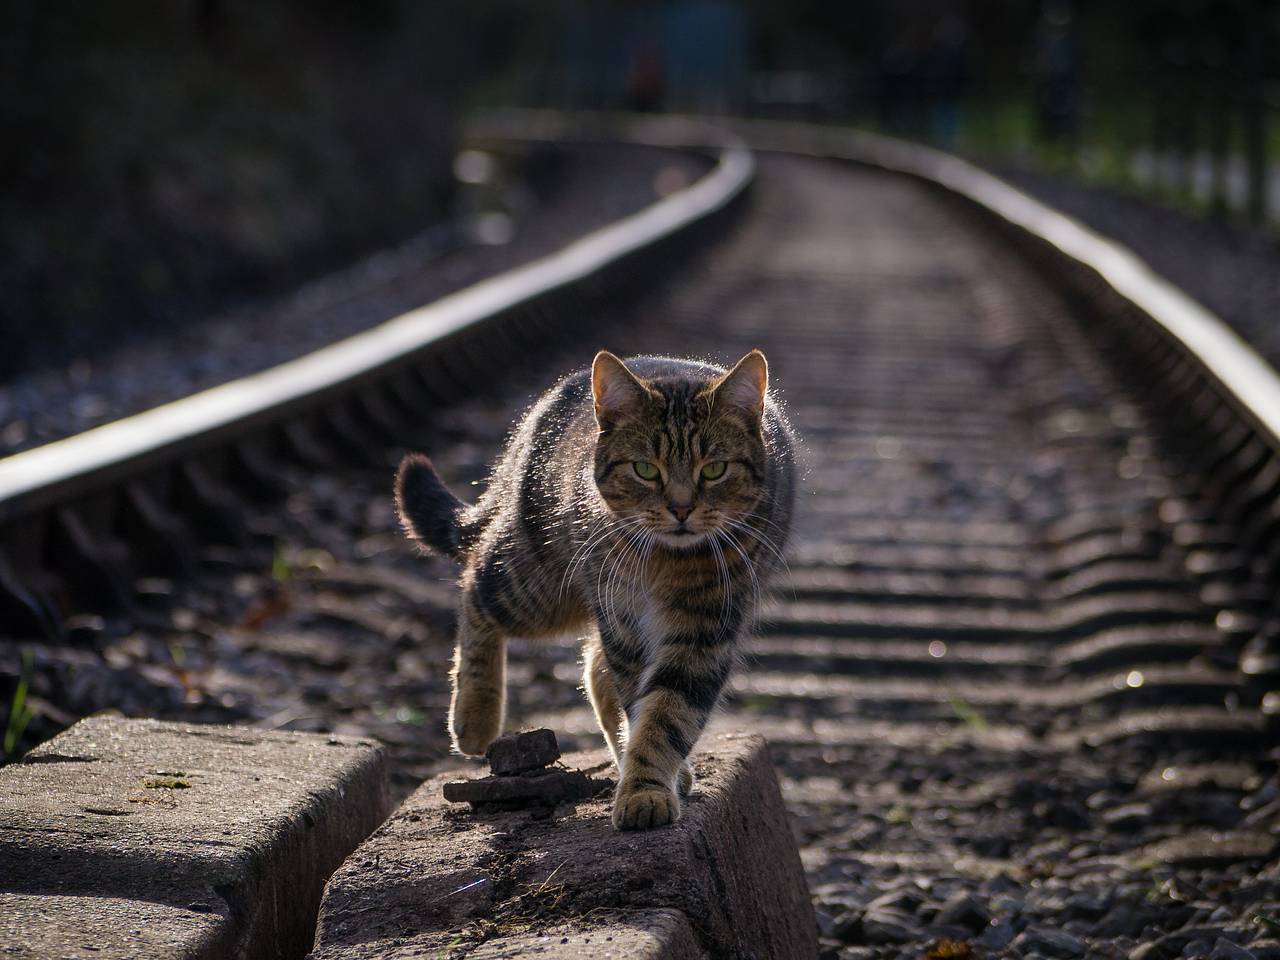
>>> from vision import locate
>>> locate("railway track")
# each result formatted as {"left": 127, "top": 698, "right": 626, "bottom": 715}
{"left": 3, "top": 118, "right": 1279, "bottom": 957}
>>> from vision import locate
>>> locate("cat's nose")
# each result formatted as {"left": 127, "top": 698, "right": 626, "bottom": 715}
{"left": 669, "top": 503, "right": 693, "bottom": 523}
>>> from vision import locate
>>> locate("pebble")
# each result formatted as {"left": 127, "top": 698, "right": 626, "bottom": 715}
{"left": 976, "top": 920, "right": 1017, "bottom": 950}
{"left": 934, "top": 891, "right": 993, "bottom": 933}
{"left": 860, "top": 908, "right": 922, "bottom": 945}
{"left": 1103, "top": 802, "right": 1154, "bottom": 833}
{"left": 1013, "top": 928, "right": 1088, "bottom": 958}
{"left": 814, "top": 908, "right": 836, "bottom": 939}
{"left": 1034, "top": 799, "right": 1092, "bottom": 830}
{"left": 1242, "top": 779, "right": 1279, "bottom": 811}
{"left": 1209, "top": 940, "right": 1256, "bottom": 960}
{"left": 832, "top": 910, "right": 863, "bottom": 943}
{"left": 864, "top": 888, "right": 925, "bottom": 914}
{"left": 1242, "top": 797, "right": 1280, "bottom": 829}
{"left": 485, "top": 728, "right": 560, "bottom": 776}
{"left": 1139, "top": 831, "right": 1277, "bottom": 869}
{"left": 1065, "top": 893, "right": 1111, "bottom": 921}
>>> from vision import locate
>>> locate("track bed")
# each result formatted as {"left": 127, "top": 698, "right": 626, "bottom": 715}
{"left": 9, "top": 153, "right": 1279, "bottom": 958}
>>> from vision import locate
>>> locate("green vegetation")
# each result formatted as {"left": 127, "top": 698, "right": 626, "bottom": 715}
{"left": 1256, "top": 912, "right": 1280, "bottom": 934}
{"left": 3, "top": 649, "right": 35, "bottom": 762}
{"left": 745, "top": 2, "right": 1279, "bottom": 227}
{"left": 947, "top": 694, "right": 989, "bottom": 732}
{"left": 143, "top": 775, "right": 193, "bottom": 789}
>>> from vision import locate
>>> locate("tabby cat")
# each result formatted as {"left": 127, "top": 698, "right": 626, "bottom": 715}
{"left": 394, "top": 349, "right": 796, "bottom": 829}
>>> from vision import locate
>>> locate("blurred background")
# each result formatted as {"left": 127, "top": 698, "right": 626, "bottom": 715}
{"left": 3, "top": 0, "right": 1278, "bottom": 381}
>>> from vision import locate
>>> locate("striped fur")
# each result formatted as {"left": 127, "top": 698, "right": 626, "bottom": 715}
{"left": 395, "top": 350, "right": 796, "bottom": 829}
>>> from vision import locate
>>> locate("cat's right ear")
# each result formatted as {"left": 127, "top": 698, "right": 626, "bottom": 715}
{"left": 592, "top": 351, "right": 649, "bottom": 429}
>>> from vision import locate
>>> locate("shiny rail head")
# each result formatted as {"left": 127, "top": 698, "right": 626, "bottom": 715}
{"left": 729, "top": 116, "right": 1280, "bottom": 453}
{"left": 0, "top": 124, "right": 754, "bottom": 524}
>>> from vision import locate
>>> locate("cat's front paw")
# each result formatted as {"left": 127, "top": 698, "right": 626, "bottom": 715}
{"left": 612, "top": 785, "right": 680, "bottom": 830}
{"left": 449, "top": 700, "right": 502, "bottom": 757}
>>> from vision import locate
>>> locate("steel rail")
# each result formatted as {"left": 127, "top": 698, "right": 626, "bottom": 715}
{"left": 0, "top": 118, "right": 753, "bottom": 638}
{"left": 718, "top": 116, "right": 1280, "bottom": 716}
{"left": 0, "top": 119, "right": 753, "bottom": 523}
{"left": 473, "top": 111, "right": 1280, "bottom": 452}
{"left": 729, "top": 118, "right": 1280, "bottom": 449}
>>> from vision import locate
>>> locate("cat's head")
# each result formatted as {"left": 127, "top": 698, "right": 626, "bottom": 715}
{"left": 591, "top": 350, "right": 769, "bottom": 549}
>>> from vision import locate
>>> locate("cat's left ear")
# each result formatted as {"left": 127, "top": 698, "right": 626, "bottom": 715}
{"left": 712, "top": 349, "right": 768, "bottom": 422}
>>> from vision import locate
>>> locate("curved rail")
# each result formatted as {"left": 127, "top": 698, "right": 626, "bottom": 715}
{"left": 0, "top": 120, "right": 753, "bottom": 637}
{"left": 0, "top": 121, "right": 753, "bottom": 522}
{"left": 724, "top": 116, "right": 1280, "bottom": 718}
{"left": 731, "top": 119, "right": 1280, "bottom": 448}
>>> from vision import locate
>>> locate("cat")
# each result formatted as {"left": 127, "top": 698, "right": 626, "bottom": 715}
{"left": 394, "top": 349, "right": 796, "bottom": 829}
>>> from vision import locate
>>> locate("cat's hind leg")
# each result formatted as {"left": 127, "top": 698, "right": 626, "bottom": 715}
{"left": 677, "top": 762, "right": 694, "bottom": 797}
{"left": 583, "top": 632, "right": 627, "bottom": 766}
{"left": 449, "top": 592, "right": 507, "bottom": 756}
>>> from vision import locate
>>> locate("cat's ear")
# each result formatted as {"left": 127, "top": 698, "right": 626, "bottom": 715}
{"left": 712, "top": 349, "right": 768, "bottom": 421}
{"left": 592, "top": 351, "right": 650, "bottom": 427}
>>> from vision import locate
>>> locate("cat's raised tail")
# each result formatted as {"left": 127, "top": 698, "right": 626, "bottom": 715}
{"left": 394, "top": 454, "right": 468, "bottom": 560}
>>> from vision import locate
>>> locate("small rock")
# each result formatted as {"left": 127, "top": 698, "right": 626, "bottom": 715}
{"left": 983, "top": 872, "right": 1021, "bottom": 896}
{"left": 976, "top": 921, "right": 1017, "bottom": 951}
{"left": 1103, "top": 802, "right": 1153, "bottom": 833}
{"left": 1013, "top": 928, "right": 1087, "bottom": 958}
{"left": 486, "top": 729, "right": 560, "bottom": 776}
{"left": 833, "top": 909, "right": 863, "bottom": 942}
{"left": 862, "top": 908, "right": 922, "bottom": 945}
{"left": 935, "top": 892, "right": 993, "bottom": 933}
{"left": 1064, "top": 894, "right": 1110, "bottom": 922}
{"left": 1209, "top": 940, "right": 1256, "bottom": 960}
{"left": 1098, "top": 904, "right": 1154, "bottom": 939}
{"left": 442, "top": 767, "right": 612, "bottom": 808}
{"left": 1243, "top": 797, "right": 1280, "bottom": 829}
{"left": 814, "top": 908, "right": 836, "bottom": 939}
{"left": 970, "top": 834, "right": 1012, "bottom": 858}
{"left": 865, "top": 888, "right": 926, "bottom": 914}
{"left": 1241, "top": 779, "right": 1279, "bottom": 811}
{"left": 1138, "top": 831, "right": 1276, "bottom": 868}
{"left": 1034, "top": 799, "right": 1091, "bottom": 830}
{"left": 1208, "top": 907, "right": 1233, "bottom": 923}
{"left": 1151, "top": 927, "right": 1229, "bottom": 956}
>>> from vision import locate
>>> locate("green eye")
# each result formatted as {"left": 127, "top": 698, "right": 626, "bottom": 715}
{"left": 633, "top": 461, "right": 660, "bottom": 480}
{"left": 700, "top": 461, "right": 727, "bottom": 480}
